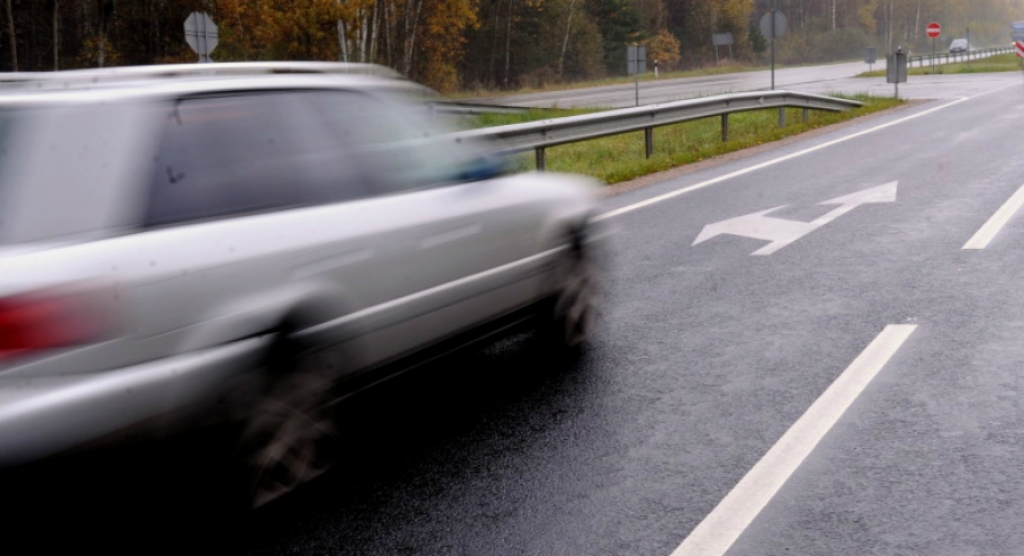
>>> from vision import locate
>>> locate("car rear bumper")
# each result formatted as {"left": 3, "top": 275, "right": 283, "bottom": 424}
{"left": 0, "top": 336, "right": 271, "bottom": 467}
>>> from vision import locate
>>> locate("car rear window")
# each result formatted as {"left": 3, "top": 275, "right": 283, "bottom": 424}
{"left": 145, "top": 92, "right": 370, "bottom": 227}
{"left": 0, "top": 109, "right": 19, "bottom": 241}
{"left": 0, "top": 101, "right": 151, "bottom": 246}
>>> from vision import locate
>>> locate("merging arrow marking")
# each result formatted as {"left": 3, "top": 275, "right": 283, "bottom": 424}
{"left": 692, "top": 181, "right": 898, "bottom": 255}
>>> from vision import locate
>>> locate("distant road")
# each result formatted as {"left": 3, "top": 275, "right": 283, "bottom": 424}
{"left": 467, "top": 56, "right": 1016, "bottom": 108}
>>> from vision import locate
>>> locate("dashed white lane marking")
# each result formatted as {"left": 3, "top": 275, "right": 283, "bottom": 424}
{"left": 595, "top": 82, "right": 1018, "bottom": 223}
{"left": 962, "top": 181, "right": 1024, "bottom": 250}
{"left": 668, "top": 324, "right": 917, "bottom": 556}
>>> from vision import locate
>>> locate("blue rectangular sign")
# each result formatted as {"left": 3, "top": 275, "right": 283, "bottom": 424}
{"left": 1012, "top": 21, "right": 1024, "bottom": 40}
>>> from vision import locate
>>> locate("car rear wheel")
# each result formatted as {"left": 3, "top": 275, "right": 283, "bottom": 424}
{"left": 538, "top": 243, "right": 596, "bottom": 353}
{"left": 234, "top": 339, "right": 344, "bottom": 509}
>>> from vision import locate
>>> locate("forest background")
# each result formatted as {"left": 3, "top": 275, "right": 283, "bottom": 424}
{"left": 4, "top": 0, "right": 1024, "bottom": 93}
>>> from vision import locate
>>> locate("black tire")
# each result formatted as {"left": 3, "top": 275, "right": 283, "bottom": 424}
{"left": 537, "top": 242, "right": 597, "bottom": 354}
{"left": 233, "top": 338, "right": 344, "bottom": 509}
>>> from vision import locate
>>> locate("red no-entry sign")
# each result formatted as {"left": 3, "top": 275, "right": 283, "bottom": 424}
{"left": 926, "top": 22, "right": 941, "bottom": 38}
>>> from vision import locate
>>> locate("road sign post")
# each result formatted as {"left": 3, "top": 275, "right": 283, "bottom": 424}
{"left": 626, "top": 44, "right": 646, "bottom": 76}
{"left": 887, "top": 47, "right": 908, "bottom": 99}
{"left": 1013, "top": 22, "right": 1024, "bottom": 89}
{"left": 184, "top": 12, "right": 218, "bottom": 63}
{"left": 926, "top": 22, "right": 941, "bottom": 74}
{"left": 759, "top": 2, "right": 787, "bottom": 90}
{"left": 626, "top": 44, "right": 646, "bottom": 106}
{"left": 712, "top": 33, "right": 734, "bottom": 64}
{"left": 1016, "top": 40, "right": 1024, "bottom": 88}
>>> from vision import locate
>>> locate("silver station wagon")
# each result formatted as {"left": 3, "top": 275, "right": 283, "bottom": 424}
{"left": 0, "top": 63, "right": 605, "bottom": 507}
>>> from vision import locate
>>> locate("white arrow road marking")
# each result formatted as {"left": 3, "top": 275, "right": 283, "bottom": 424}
{"left": 668, "top": 324, "right": 918, "bottom": 556}
{"left": 692, "top": 207, "right": 815, "bottom": 256}
{"left": 692, "top": 181, "right": 898, "bottom": 255}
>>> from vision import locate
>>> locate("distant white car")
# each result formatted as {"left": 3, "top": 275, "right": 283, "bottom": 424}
{"left": 0, "top": 63, "right": 605, "bottom": 507}
{"left": 949, "top": 38, "right": 969, "bottom": 53}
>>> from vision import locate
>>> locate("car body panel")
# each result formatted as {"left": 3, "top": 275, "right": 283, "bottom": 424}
{"left": 0, "top": 64, "right": 605, "bottom": 466}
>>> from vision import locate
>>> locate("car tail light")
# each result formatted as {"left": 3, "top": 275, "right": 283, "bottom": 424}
{"left": 0, "top": 284, "right": 122, "bottom": 362}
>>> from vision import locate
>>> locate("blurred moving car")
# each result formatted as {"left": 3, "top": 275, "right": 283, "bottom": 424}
{"left": 0, "top": 62, "right": 605, "bottom": 507}
{"left": 949, "top": 38, "right": 969, "bottom": 53}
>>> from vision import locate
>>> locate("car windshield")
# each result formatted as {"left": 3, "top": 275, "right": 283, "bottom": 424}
{"left": 365, "top": 90, "right": 497, "bottom": 185}
{"left": 305, "top": 88, "right": 500, "bottom": 193}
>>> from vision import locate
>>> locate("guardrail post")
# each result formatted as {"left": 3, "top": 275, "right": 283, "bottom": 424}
{"left": 644, "top": 127, "right": 654, "bottom": 158}
{"left": 535, "top": 147, "right": 546, "bottom": 171}
{"left": 778, "top": 107, "right": 786, "bottom": 128}
{"left": 802, "top": 108, "right": 809, "bottom": 123}
{"left": 721, "top": 114, "right": 729, "bottom": 141}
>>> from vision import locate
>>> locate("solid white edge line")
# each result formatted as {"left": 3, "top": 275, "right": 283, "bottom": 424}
{"left": 668, "top": 324, "right": 917, "bottom": 556}
{"left": 962, "top": 182, "right": 1024, "bottom": 249}
{"left": 595, "top": 82, "right": 1019, "bottom": 223}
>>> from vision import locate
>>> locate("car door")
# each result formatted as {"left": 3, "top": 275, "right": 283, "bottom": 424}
{"left": 129, "top": 91, "right": 398, "bottom": 366}
{"left": 302, "top": 90, "right": 549, "bottom": 362}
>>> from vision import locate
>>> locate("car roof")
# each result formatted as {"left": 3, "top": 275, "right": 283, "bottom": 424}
{"left": 0, "top": 62, "right": 437, "bottom": 106}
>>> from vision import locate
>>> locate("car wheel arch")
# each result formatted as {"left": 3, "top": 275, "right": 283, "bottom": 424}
{"left": 172, "top": 281, "right": 360, "bottom": 356}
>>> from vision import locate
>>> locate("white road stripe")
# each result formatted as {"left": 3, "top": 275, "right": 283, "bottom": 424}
{"left": 596, "top": 83, "right": 1018, "bottom": 222}
{"left": 962, "top": 182, "right": 1024, "bottom": 249}
{"left": 668, "top": 324, "right": 917, "bottom": 556}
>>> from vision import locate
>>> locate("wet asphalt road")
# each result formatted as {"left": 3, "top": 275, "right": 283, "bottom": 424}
{"left": 7, "top": 73, "right": 1024, "bottom": 555}
{"left": 468, "top": 53, "right": 1012, "bottom": 108}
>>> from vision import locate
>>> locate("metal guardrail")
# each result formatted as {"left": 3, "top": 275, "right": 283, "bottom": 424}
{"left": 430, "top": 101, "right": 531, "bottom": 115}
{"left": 447, "top": 90, "right": 862, "bottom": 170}
{"left": 908, "top": 46, "right": 1013, "bottom": 68}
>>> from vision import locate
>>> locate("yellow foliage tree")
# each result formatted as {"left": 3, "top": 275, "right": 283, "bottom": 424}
{"left": 416, "top": 0, "right": 479, "bottom": 92}
{"left": 214, "top": 0, "right": 346, "bottom": 61}
{"left": 858, "top": 0, "right": 880, "bottom": 34}
{"left": 646, "top": 28, "right": 680, "bottom": 70}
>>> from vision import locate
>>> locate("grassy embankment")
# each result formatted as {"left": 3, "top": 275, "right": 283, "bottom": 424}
{"left": 468, "top": 94, "right": 902, "bottom": 185}
{"left": 857, "top": 53, "right": 1021, "bottom": 77}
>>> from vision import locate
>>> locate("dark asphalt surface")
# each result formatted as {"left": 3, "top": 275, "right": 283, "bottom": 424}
{"left": 470, "top": 55, "right": 1010, "bottom": 108}
{"left": 5, "top": 76, "right": 1024, "bottom": 555}
{"left": 471, "top": 61, "right": 879, "bottom": 109}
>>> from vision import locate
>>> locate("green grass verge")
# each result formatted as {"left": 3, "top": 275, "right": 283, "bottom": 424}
{"left": 857, "top": 53, "right": 1021, "bottom": 77}
{"left": 470, "top": 95, "right": 902, "bottom": 185}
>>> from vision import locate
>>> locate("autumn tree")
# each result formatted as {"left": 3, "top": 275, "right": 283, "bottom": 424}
{"left": 3, "top": 0, "right": 1024, "bottom": 87}
{"left": 415, "top": 0, "right": 476, "bottom": 91}
{"left": 646, "top": 28, "right": 679, "bottom": 70}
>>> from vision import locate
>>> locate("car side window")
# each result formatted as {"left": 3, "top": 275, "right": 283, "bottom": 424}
{"left": 305, "top": 91, "right": 471, "bottom": 195}
{"left": 144, "top": 92, "right": 368, "bottom": 228}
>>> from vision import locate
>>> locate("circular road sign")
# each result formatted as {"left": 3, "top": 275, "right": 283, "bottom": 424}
{"left": 759, "top": 11, "right": 788, "bottom": 40}
{"left": 926, "top": 22, "right": 941, "bottom": 38}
